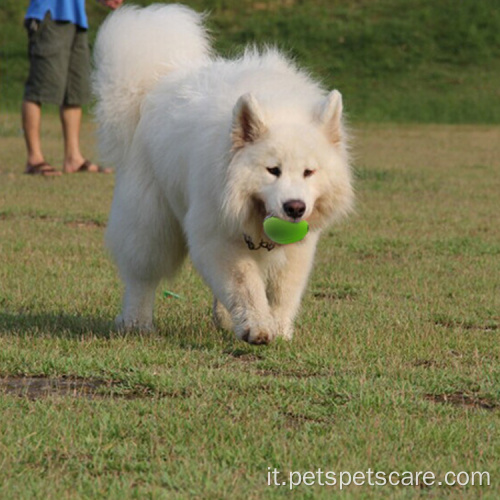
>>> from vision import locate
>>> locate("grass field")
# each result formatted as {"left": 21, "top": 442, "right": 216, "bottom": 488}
{"left": 1, "top": 0, "right": 499, "bottom": 496}
{"left": 0, "top": 112, "right": 498, "bottom": 498}
{"left": 2, "top": 0, "right": 500, "bottom": 122}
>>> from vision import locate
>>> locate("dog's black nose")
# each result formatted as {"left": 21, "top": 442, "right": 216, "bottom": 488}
{"left": 283, "top": 200, "right": 306, "bottom": 219}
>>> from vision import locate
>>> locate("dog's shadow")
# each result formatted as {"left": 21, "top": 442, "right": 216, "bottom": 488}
{"left": 0, "top": 310, "right": 236, "bottom": 351}
{"left": 0, "top": 311, "right": 115, "bottom": 339}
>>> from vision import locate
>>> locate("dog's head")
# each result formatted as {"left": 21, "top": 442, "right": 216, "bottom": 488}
{"left": 222, "top": 91, "right": 353, "bottom": 239}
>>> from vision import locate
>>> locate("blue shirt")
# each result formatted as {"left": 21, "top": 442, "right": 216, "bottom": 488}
{"left": 26, "top": 0, "right": 88, "bottom": 29}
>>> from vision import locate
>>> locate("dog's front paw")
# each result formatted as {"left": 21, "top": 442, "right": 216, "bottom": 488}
{"left": 235, "top": 323, "right": 274, "bottom": 345}
{"left": 240, "top": 328, "right": 272, "bottom": 345}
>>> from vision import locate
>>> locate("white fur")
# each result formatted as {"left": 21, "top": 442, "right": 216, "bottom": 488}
{"left": 93, "top": 4, "right": 354, "bottom": 344}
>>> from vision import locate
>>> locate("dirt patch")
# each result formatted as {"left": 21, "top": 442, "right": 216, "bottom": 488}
{"left": 413, "top": 359, "right": 441, "bottom": 368}
{"left": 281, "top": 410, "right": 330, "bottom": 425}
{"left": 0, "top": 211, "right": 105, "bottom": 228}
{"left": 0, "top": 376, "right": 116, "bottom": 400}
{"left": 225, "top": 349, "right": 263, "bottom": 362}
{"left": 434, "top": 318, "right": 498, "bottom": 331}
{"left": 312, "top": 289, "right": 357, "bottom": 301}
{"left": 255, "top": 368, "right": 326, "bottom": 379}
{"left": 0, "top": 375, "right": 184, "bottom": 400}
{"left": 64, "top": 219, "right": 106, "bottom": 229}
{"left": 425, "top": 392, "right": 497, "bottom": 411}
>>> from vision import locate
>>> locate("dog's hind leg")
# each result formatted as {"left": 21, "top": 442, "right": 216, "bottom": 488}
{"left": 117, "top": 278, "right": 159, "bottom": 331}
{"left": 107, "top": 173, "right": 187, "bottom": 331}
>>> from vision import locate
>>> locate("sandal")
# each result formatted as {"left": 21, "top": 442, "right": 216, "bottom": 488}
{"left": 24, "top": 162, "right": 62, "bottom": 177}
{"left": 75, "top": 159, "right": 112, "bottom": 174}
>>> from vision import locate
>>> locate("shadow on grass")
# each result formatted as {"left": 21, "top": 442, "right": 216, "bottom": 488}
{"left": 0, "top": 311, "right": 240, "bottom": 351}
{"left": 0, "top": 311, "right": 115, "bottom": 338}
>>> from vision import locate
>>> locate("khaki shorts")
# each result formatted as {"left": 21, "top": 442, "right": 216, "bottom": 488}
{"left": 24, "top": 14, "right": 91, "bottom": 106}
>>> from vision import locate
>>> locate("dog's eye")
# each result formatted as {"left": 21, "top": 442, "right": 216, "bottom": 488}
{"left": 267, "top": 166, "right": 281, "bottom": 178}
{"left": 304, "top": 169, "right": 315, "bottom": 178}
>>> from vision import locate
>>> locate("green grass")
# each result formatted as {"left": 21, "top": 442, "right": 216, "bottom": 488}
{"left": 0, "top": 113, "right": 499, "bottom": 498}
{"left": 2, "top": 0, "right": 500, "bottom": 122}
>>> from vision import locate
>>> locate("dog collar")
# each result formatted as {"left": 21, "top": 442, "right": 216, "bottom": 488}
{"left": 243, "top": 233, "right": 275, "bottom": 251}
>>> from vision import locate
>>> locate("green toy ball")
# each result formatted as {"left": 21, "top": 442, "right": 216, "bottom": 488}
{"left": 263, "top": 216, "right": 309, "bottom": 245}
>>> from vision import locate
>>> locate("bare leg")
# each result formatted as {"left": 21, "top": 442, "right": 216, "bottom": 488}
{"left": 22, "top": 100, "right": 45, "bottom": 166}
{"left": 60, "top": 105, "right": 88, "bottom": 172}
{"left": 60, "top": 105, "right": 104, "bottom": 172}
{"left": 22, "top": 100, "right": 62, "bottom": 175}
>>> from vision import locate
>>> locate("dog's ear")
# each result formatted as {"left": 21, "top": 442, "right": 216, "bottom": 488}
{"left": 318, "top": 90, "right": 343, "bottom": 146}
{"left": 231, "top": 93, "right": 267, "bottom": 149}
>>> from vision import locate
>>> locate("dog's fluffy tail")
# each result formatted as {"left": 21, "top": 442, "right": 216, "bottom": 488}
{"left": 92, "top": 4, "right": 211, "bottom": 167}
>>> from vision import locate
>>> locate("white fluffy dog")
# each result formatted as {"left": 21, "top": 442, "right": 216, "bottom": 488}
{"left": 93, "top": 4, "right": 353, "bottom": 344}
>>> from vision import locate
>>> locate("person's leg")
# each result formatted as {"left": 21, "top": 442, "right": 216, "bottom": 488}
{"left": 61, "top": 26, "right": 110, "bottom": 173}
{"left": 60, "top": 104, "right": 92, "bottom": 172}
{"left": 22, "top": 99, "right": 61, "bottom": 176}
{"left": 22, "top": 100, "right": 44, "bottom": 166}
{"left": 60, "top": 105, "right": 110, "bottom": 172}
{"left": 22, "top": 15, "right": 65, "bottom": 175}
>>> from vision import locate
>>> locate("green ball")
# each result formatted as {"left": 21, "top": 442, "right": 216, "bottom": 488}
{"left": 263, "top": 216, "right": 309, "bottom": 245}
